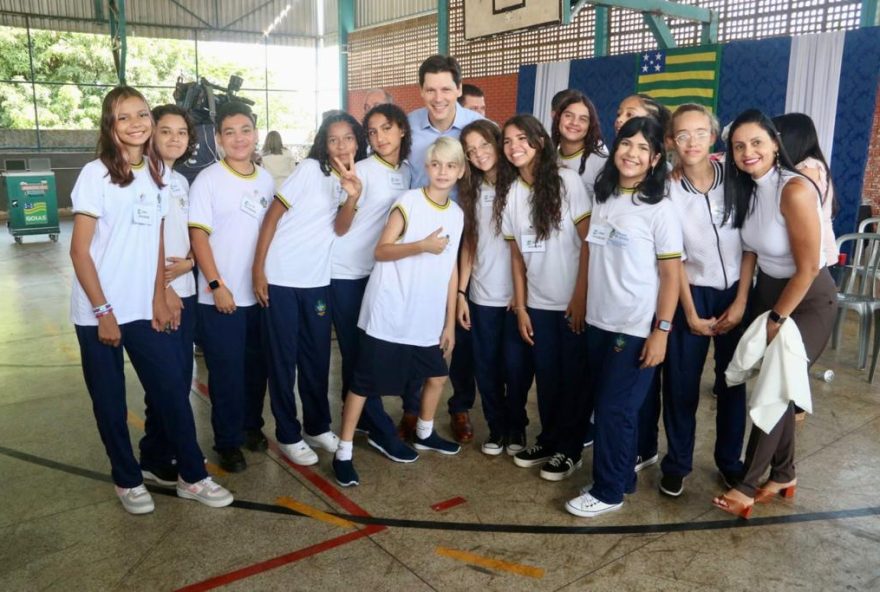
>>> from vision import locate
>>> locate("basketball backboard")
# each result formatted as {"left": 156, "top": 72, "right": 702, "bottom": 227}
{"left": 464, "top": 0, "right": 567, "bottom": 40}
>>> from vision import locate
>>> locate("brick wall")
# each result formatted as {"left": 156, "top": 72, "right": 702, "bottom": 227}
{"left": 348, "top": 73, "right": 519, "bottom": 125}
{"left": 865, "top": 84, "right": 880, "bottom": 213}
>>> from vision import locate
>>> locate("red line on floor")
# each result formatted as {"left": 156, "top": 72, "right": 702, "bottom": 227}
{"left": 431, "top": 496, "right": 467, "bottom": 512}
{"left": 174, "top": 524, "right": 385, "bottom": 592}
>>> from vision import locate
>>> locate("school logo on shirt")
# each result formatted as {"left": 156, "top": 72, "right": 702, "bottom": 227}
{"left": 259, "top": 195, "right": 268, "bottom": 208}
{"left": 314, "top": 299, "right": 327, "bottom": 317}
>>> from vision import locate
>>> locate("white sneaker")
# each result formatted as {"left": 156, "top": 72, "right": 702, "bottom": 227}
{"left": 565, "top": 492, "right": 623, "bottom": 518}
{"left": 177, "top": 477, "right": 234, "bottom": 508}
{"left": 115, "top": 485, "right": 155, "bottom": 515}
{"left": 279, "top": 440, "right": 319, "bottom": 465}
{"left": 304, "top": 431, "right": 340, "bottom": 453}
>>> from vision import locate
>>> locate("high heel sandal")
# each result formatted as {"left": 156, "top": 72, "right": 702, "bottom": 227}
{"left": 755, "top": 482, "right": 797, "bottom": 504}
{"left": 712, "top": 494, "right": 754, "bottom": 519}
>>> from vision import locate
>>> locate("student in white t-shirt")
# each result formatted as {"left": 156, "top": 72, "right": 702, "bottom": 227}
{"left": 331, "top": 137, "right": 466, "bottom": 487}
{"left": 553, "top": 90, "right": 608, "bottom": 202}
{"left": 456, "top": 119, "right": 533, "bottom": 457}
{"left": 188, "top": 102, "right": 273, "bottom": 474}
{"left": 70, "top": 86, "right": 232, "bottom": 515}
{"left": 136, "top": 104, "right": 200, "bottom": 485}
{"left": 329, "top": 103, "right": 418, "bottom": 463}
{"left": 655, "top": 104, "right": 748, "bottom": 498}
{"left": 498, "top": 115, "right": 591, "bottom": 482}
{"left": 566, "top": 116, "right": 682, "bottom": 518}
{"left": 252, "top": 112, "right": 367, "bottom": 466}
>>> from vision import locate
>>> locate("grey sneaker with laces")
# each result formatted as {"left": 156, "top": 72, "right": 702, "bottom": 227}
{"left": 176, "top": 477, "right": 234, "bottom": 508}
{"left": 115, "top": 484, "right": 155, "bottom": 515}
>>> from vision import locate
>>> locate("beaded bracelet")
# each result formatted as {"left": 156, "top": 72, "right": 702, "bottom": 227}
{"left": 93, "top": 303, "right": 113, "bottom": 318}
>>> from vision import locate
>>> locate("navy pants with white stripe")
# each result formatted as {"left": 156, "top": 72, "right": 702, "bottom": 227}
{"left": 529, "top": 308, "right": 589, "bottom": 453}
{"left": 329, "top": 277, "right": 399, "bottom": 442}
{"left": 470, "top": 302, "right": 532, "bottom": 439}
{"left": 198, "top": 303, "right": 267, "bottom": 450}
{"left": 588, "top": 326, "right": 656, "bottom": 505}
{"left": 76, "top": 320, "right": 208, "bottom": 488}
{"left": 262, "top": 284, "right": 332, "bottom": 444}
{"left": 140, "top": 294, "right": 196, "bottom": 468}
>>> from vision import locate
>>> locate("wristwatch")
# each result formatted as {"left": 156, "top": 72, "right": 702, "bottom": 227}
{"left": 654, "top": 319, "right": 673, "bottom": 332}
{"left": 208, "top": 279, "right": 222, "bottom": 291}
{"left": 768, "top": 310, "right": 787, "bottom": 325}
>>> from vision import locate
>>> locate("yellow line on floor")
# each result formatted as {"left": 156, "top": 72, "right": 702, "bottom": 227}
{"left": 205, "top": 462, "right": 228, "bottom": 477}
{"left": 126, "top": 411, "right": 145, "bottom": 431}
{"left": 276, "top": 496, "right": 356, "bottom": 529}
{"left": 435, "top": 546, "right": 544, "bottom": 579}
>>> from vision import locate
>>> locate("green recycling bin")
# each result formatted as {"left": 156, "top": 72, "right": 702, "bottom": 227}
{"left": 3, "top": 171, "right": 60, "bottom": 243}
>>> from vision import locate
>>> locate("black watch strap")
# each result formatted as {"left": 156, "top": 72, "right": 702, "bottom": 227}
{"left": 208, "top": 279, "right": 221, "bottom": 291}
{"left": 769, "top": 310, "right": 787, "bottom": 324}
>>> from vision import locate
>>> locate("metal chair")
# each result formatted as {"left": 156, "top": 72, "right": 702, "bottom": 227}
{"left": 858, "top": 216, "right": 880, "bottom": 233}
{"left": 831, "top": 233, "right": 880, "bottom": 372}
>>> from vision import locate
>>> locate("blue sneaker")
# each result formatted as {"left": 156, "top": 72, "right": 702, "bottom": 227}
{"left": 367, "top": 435, "right": 419, "bottom": 463}
{"left": 332, "top": 458, "right": 360, "bottom": 487}
{"left": 413, "top": 431, "right": 461, "bottom": 455}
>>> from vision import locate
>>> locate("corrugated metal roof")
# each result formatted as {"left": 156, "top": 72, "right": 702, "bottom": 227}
{"left": 356, "top": 0, "right": 435, "bottom": 29}
{"left": 0, "top": 0, "right": 333, "bottom": 43}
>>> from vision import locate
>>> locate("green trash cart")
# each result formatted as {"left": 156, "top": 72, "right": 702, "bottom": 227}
{"left": 3, "top": 171, "right": 60, "bottom": 243}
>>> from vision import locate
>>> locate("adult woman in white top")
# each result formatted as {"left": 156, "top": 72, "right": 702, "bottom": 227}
{"left": 261, "top": 130, "right": 296, "bottom": 192}
{"left": 712, "top": 109, "right": 836, "bottom": 519}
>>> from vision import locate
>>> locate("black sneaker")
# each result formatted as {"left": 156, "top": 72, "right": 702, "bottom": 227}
{"left": 539, "top": 453, "right": 582, "bottom": 481}
{"left": 481, "top": 434, "right": 505, "bottom": 456}
{"left": 659, "top": 473, "right": 684, "bottom": 497}
{"left": 244, "top": 429, "right": 268, "bottom": 452}
{"left": 217, "top": 447, "right": 247, "bottom": 473}
{"left": 513, "top": 444, "right": 552, "bottom": 468}
{"left": 505, "top": 431, "right": 526, "bottom": 456}
{"left": 332, "top": 458, "right": 360, "bottom": 487}
{"left": 141, "top": 464, "right": 178, "bottom": 487}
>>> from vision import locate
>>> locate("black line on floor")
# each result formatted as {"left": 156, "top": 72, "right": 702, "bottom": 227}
{"left": 3, "top": 445, "right": 879, "bottom": 536}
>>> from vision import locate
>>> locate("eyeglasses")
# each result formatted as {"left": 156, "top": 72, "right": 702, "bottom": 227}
{"left": 466, "top": 142, "right": 494, "bottom": 158}
{"left": 674, "top": 130, "right": 712, "bottom": 145}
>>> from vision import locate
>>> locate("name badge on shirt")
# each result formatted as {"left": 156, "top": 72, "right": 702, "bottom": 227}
{"left": 132, "top": 193, "right": 157, "bottom": 225}
{"left": 521, "top": 234, "right": 546, "bottom": 253}
{"left": 609, "top": 229, "right": 630, "bottom": 248}
{"left": 587, "top": 223, "right": 612, "bottom": 246}
{"left": 480, "top": 189, "right": 495, "bottom": 207}
{"left": 389, "top": 173, "right": 406, "bottom": 190}
{"left": 240, "top": 193, "right": 260, "bottom": 218}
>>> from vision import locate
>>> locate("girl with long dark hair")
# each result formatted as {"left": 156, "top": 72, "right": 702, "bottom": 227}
{"left": 499, "top": 115, "right": 592, "bottom": 482}
{"left": 566, "top": 117, "right": 682, "bottom": 518}
{"left": 552, "top": 91, "right": 608, "bottom": 200}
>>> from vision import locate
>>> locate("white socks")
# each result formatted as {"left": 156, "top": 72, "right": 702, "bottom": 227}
{"left": 336, "top": 440, "right": 353, "bottom": 461}
{"left": 416, "top": 418, "right": 433, "bottom": 440}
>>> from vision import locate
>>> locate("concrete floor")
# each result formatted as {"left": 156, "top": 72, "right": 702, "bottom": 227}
{"left": 2, "top": 220, "right": 879, "bottom": 592}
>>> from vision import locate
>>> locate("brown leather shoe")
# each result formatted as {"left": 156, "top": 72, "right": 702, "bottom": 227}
{"left": 398, "top": 413, "right": 418, "bottom": 442}
{"left": 450, "top": 411, "right": 474, "bottom": 443}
